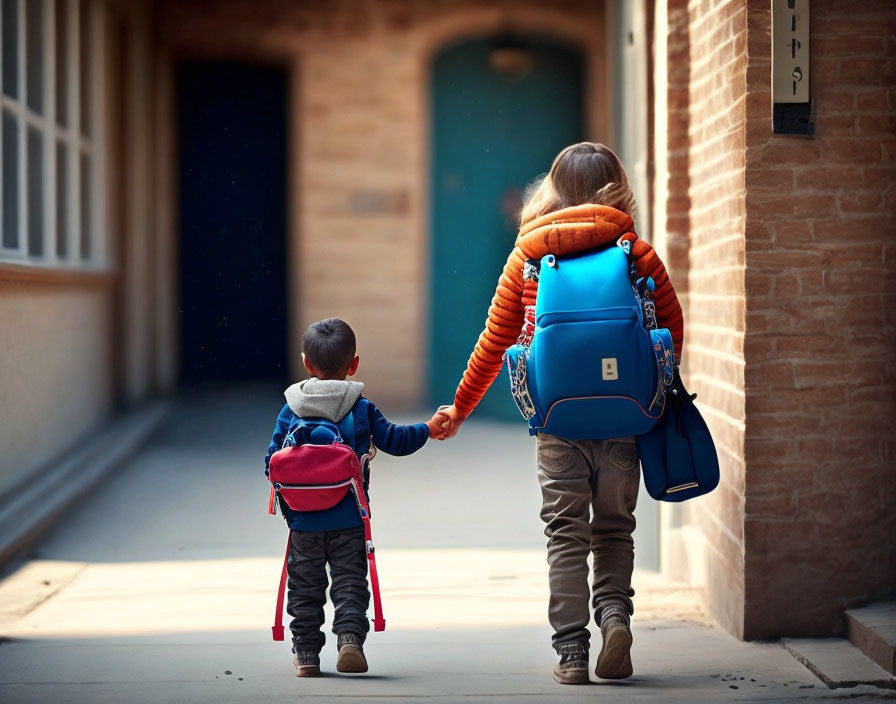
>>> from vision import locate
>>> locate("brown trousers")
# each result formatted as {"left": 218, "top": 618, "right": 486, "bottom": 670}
{"left": 536, "top": 433, "right": 639, "bottom": 650}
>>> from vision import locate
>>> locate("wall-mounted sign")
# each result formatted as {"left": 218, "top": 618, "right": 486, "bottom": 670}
{"left": 772, "top": 0, "right": 810, "bottom": 103}
{"left": 771, "top": 0, "right": 814, "bottom": 135}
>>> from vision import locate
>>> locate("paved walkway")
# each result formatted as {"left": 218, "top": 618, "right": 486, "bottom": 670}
{"left": 0, "top": 387, "right": 889, "bottom": 702}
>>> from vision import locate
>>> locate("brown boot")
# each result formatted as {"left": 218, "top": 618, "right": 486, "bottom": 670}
{"left": 595, "top": 607, "right": 633, "bottom": 680}
{"left": 552, "top": 642, "right": 590, "bottom": 685}
{"left": 336, "top": 633, "right": 368, "bottom": 673}
{"left": 292, "top": 649, "right": 321, "bottom": 677}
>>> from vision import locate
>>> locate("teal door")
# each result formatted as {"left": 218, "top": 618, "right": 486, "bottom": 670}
{"left": 429, "top": 37, "right": 584, "bottom": 419}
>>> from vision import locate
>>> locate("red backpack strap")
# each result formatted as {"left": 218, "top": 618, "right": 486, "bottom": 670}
{"left": 272, "top": 534, "right": 289, "bottom": 641}
{"left": 364, "top": 510, "right": 386, "bottom": 632}
{"left": 351, "top": 477, "right": 385, "bottom": 631}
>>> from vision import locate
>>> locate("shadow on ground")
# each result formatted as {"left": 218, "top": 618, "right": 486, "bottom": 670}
{"left": 0, "top": 387, "right": 864, "bottom": 702}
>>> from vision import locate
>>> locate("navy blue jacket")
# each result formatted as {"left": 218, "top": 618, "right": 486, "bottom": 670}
{"left": 265, "top": 397, "right": 428, "bottom": 532}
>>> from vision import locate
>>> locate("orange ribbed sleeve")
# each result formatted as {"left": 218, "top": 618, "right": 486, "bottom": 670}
{"left": 630, "top": 239, "right": 684, "bottom": 360}
{"left": 453, "top": 247, "right": 526, "bottom": 416}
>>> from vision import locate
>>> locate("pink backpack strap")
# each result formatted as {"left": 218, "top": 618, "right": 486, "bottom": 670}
{"left": 352, "top": 476, "right": 385, "bottom": 631}
{"left": 272, "top": 535, "right": 289, "bottom": 641}
{"left": 361, "top": 507, "right": 386, "bottom": 631}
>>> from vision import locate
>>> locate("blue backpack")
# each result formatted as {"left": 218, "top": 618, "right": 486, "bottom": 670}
{"left": 505, "top": 243, "right": 675, "bottom": 440}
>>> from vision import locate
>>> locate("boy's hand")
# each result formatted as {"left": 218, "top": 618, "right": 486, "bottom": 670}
{"left": 438, "top": 404, "right": 468, "bottom": 439}
{"left": 426, "top": 409, "right": 452, "bottom": 440}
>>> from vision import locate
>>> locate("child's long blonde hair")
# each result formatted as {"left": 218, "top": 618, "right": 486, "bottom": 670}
{"left": 519, "top": 142, "right": 637, "bottom": 227}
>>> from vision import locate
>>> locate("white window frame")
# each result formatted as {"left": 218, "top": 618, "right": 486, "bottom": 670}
{"left": 0, "top": 0, "right": 106, "bottom": 270}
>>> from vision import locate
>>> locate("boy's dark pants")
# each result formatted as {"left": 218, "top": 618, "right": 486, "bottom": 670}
{"left": 287, "top": 525, "right": 370, "bottom": 653}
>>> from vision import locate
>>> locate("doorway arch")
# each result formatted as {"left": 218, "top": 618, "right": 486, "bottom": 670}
{"left": 428, "top": 36, "right": 584, "bottom": 419}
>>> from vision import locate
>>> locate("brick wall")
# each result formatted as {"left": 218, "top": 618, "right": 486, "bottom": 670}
{"left": 741, "top": 0, "right": 896, "bottom": 638}
{"left": 666, "top": 0, "right": 749, "bottom": 638}
{"left": 158, "top": 0, "right": 605, "bottom": 408}
{"left": 655, "top": 0, "right": 691, "bottom": 290}
{"left": 654, "top": 0, "right": 697, "bottom": 586}
{"left": 657, "top": 0, "right": 895, "bottom": 639}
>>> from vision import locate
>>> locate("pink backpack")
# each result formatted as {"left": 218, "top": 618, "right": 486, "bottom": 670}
{"left": 266, "top": 418, "right": 385, "bottom": 639}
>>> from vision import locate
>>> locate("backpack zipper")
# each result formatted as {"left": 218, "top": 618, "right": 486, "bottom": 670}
{"left": 273, "top": 479, "right": 354, "bottom": 490}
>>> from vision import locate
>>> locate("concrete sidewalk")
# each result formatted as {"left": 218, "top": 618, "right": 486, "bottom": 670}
{"left": 0, "top": 387, "right": 889, "bottom": 703}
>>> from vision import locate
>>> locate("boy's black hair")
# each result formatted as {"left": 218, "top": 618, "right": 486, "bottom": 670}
{"left": 303, "top": 318, "right": 357, "bottom": 379}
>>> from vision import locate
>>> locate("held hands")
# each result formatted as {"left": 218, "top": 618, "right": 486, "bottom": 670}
{"left": 426, "top": 409, "right": 452, "bottom": 440}
{"left": 426, "top": 404, "right": 468, "bottom": 441}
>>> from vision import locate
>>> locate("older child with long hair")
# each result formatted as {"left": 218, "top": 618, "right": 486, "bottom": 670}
{"left": 439, "top": 142, "right": 683, "bottom": 684}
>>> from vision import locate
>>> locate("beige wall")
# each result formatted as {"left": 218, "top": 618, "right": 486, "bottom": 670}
{"left": 120, "top": 3, "right": 157, "bottom": 402}
{"left": 160, "top": 0, "right": 607, "bottom": 409}
{"left": 0, "top": 0, "right": 165, "bottom": 499}
{"left": 0, "top": 279, "right": 113, "bottom": 495}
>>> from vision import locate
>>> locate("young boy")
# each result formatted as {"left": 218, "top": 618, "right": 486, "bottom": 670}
{"left": 265, "top": 318, "right": 446, "bottom": 677}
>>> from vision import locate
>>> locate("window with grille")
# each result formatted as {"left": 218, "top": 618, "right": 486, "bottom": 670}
{"left": 1, "top": 0, "right": 105, "bottom": 269}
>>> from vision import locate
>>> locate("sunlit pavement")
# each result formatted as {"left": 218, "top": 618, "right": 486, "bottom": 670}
{"left": 0, "top": 387, "right": 880, "bottom": 702}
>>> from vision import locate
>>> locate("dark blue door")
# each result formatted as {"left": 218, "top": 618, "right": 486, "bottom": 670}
{"left": 429, "top": 38, "right": 584, "bottom": 419}
{"left": 178, "top": 63, "right": 288, "bottom": 384}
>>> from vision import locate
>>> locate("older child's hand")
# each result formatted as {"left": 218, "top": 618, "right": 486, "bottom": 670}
{"left": 426, "top": 409, "right": 452, "bottom": 440}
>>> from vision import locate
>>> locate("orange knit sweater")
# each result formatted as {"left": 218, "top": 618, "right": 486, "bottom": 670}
{"left": 452, "top": 204, "right": 684, "bottom": 417}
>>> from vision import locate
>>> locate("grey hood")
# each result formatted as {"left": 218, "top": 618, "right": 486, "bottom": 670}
{"left": 284, "top": 378, "right": 365, "bottom": 422}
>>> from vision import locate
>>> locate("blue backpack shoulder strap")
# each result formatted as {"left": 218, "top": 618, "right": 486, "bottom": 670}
{"left": 336, "top": 411, "right": 356, "bottom": 451}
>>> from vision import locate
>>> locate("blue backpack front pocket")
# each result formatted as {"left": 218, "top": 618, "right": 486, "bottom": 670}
{"left": 528, "top": 308, "right": 660, "bottom": 439}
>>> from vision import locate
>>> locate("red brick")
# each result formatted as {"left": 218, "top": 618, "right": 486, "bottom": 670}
{"left": 746, "top": 489, "right": 796, "bottom": 518}
{"left": 857, "top": 114, "right": 896, "bottom": 137}
{"left": 793, "top": 166, "right": 863, "bottom": 191}
{"left": 765, "top": 139, "right": 821, "bottom": 165}
{"left": 822, "top": 268, "right": 885, "bottom": 296}
{"left": 814, "top": 8, "right": 896, "bottom": 37}
{"left": 823, "top": 139, "right": 884, "bottom": 165}
{"left": 840, "top": 59, "right": 888, "bottom": 85}
{"left": 748, "top": 361, "right": 794, "bottom": 388}
{"left": 744, "top": 219, "right": 773, "bottom": 243}
{"left": 879, "top": 138, "right": 896, "bottom": 162}
{"left": 748, "top": 248, "right": 827, "bottom": 270}
{"left": 774, "top": 221, "right": 812, "bottom": 244}
{"left": 751, "top": 410, "right": 824, "bottom": 435}
{"left": 812, "top": 57, "right": 842, "bottom": 85}
{"left": 747, "top": 195, "right": 794, "bottom": 218}
{"left": 838, "top": 190, "right": 884, "bottom": 214}
{"left": 745, "top": 271, "right": 773, "bottom": 296}
{"left": 820, "top": 93, "right": 855, "bottom": 114}
{"left": 813, "top": 34, "right": 888, "bottom": 59}
{"left": 795, "top": 436, "right": 835, "bottom": 463}
{"left": 743, "top": 336, "right": 775, "bottom": 361}
{"left": 774, "top": 274, "right": 800, "bottom": 297}
{"left": 744, "top": 437, "right": 796, "bottom": 465}
{"left": 811, "top": 216, "right": 888, "bottom": 243}
{"left": 821, "top": 242, "right": 884, "bottom": 265}
{"left": 748, "top": 167, "right": 794, "bottom": 192}
{"left": 798, "top": 270, "right": 827, "bottom": 295}
{"left": 818, "top": 114, "right": 857, "bottom": 137}
{"left": 772, "top": 335, "right": 838, "bottom": 357}
{"left": 856, "top": 90, "right": 890, "bottom": 112}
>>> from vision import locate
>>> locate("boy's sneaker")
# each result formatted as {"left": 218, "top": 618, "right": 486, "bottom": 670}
{"left": 552, "top": 642, "right": 590, "bottom": 685}
{"left": 336, "top": 633, "right": 368, "bottom": 673}
{"left": 292, "top": 649, "right": 321, "bottom": 677}
{"left": 595, "top": 606, "right": 633, "bottom": 680}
